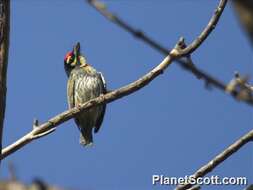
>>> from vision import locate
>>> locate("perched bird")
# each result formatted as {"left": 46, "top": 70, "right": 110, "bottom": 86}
{"left": 64, "top": 42, "right": 106, "bottom": 147}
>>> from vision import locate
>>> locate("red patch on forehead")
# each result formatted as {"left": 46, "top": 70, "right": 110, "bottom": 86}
{"left": 64, "top": 51, "right": 73, "bottom": 61}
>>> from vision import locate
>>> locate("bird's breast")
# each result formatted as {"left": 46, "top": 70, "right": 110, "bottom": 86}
{"left": 74, "top": 73, "right": 103, "bottom": 104}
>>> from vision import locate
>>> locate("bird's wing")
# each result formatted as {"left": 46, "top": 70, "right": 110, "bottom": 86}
{"left": 98, "top": 71, "right": 106, "bottom": 91}
{"left": 94, "top": 72, "right": 107, "bottom": 133}
{"left": 67, "top": 73, "right": 75, "bottom": 109}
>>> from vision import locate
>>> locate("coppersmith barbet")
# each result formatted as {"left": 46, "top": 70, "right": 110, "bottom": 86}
{"left": 64, "top": 42, "right": 106, "bottom": 147}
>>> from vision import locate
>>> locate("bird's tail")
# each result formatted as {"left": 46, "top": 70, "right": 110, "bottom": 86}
{"left": 79, "top": 128, "right": 93, "bottom": 147}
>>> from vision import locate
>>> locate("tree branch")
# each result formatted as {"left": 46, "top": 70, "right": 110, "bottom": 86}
{"left": 176, "top": 0, "right": 228, "bottom": 56}
{"left": 226, "top": 72, "right": 253, "bottom": 102}
{"left": 175, "top": 129, "right": 253, "bottom": 190}
{"left": 87, "top": 0, "right": 253, "bottom": 105}
{"left": 87, "top": 1, "right": 253, "bottom": 189}
{"left": 1, "top": 1, "right": 227, "bottom": 157}
{"left": 1, "top": 47, "right": 179, "bottom": 160}
{"left": 0, "top": 0, "right": 10, "bottom": 165}
{"left": 3, "top": 6, "right": 248, "bottom": 187}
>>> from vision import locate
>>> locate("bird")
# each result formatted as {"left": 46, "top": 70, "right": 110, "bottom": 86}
{"left": 64, "top": 42, "right": 106, "bottom": 147}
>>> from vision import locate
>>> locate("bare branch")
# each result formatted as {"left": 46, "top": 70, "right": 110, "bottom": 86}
{"left": 188, "top": 185, "right": 201, "bottom": 190}
{"left": 175, "top": 129, "right": 253, "bottom": 190}
{"left": 177, "top": 0, "right": 228, "bottom": 56}
{"left": 87, "top": 1, "right": 253, "bottom": 189}
{"left": 31, "top": 128, "right": 56, "bottom": 140}
{"left": 3, "top": 6, "right": 249, "bottom": 189}
{"left": 1, "top": 3, "right": 227, "bottom": 157}
{"left": 0, "top": 0, "right": 10, "bottom": 165}
{"left": 87, "top": 0, "right": 170, "bottom": 55}
{"left": 226, "top": 72, "right": 253, "bottom": 102}
{"left": 87, "top": 0, "right": 253, "bottom": 105}
{"left": 1, "top": 46, "right": 179, "bottom": 160}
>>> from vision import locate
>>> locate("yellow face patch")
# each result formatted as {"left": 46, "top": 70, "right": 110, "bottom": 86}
{"left": 79, "top": 56, "right": 87, "bottom": 66}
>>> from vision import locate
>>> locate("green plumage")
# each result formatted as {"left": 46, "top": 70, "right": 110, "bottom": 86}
{"left": 64, "top": 43, "right": 106, "bottom": 147}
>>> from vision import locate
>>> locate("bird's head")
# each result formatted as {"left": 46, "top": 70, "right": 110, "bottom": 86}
{"left": 64, "top": 42, "right": 88, "bottom": 76}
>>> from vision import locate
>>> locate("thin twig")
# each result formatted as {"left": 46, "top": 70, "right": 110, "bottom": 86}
{"left": 87, "top": 0, "right": 253, "bottom": 105}
{"left": 175, "top": 129, "right": 253, "bottom": 190}
{"left": 188, "top": 185, "right": 201, "bottom": 190}
{"left": 177, "top": 0, "right": 228, "bottom": 55}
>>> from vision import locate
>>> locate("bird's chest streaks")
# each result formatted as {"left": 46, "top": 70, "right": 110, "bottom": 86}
{"left": 74, "top": 73, "right": 103, "bottom": 105}
{"left": 65, "top": 44, "right": 106, "bottom": 143}
{"left": 72, "top": 73, "right": 104, "bottom": 127}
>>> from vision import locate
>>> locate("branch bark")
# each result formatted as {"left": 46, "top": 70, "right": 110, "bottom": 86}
{"left": 87, "top": 0, "right": 253, "bottom": 105}
{"left": 1, "top": 0, "right": 227, "bottom": 157}
{"left": 1, "top": 5, "right": 232, "bottom": 186}
{"left": 87, "top": 0, "right": 253, "bottom": 189}
{"left": 0, "top": 0, "right": 10, "bottom": 165}
{"left": 1, "top": 49, "right": 178, "bottom": 160}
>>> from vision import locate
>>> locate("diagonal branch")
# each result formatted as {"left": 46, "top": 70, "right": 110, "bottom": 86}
{"left": 175, "top": 129, "right": 253, "bottom": 190}
{"left": 1, "top": 0, "right": 227, "bottom": 157}
{"left": 87, "top": 1, "right": 253, "bottom": 189}
{"left": 87, "top": 0, "right": 253, "bottom": 105}
{"left": 3, "top": 3, "right": 246, "bottom": 179}
{"left": 1, "top": 48, "right": 178, "bottom": 160}
{"left": 0, "top": 0, "right": 10, "bottom": 165}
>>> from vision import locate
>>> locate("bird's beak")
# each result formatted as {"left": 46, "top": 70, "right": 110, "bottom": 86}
{"left": 72, "top": 42, "right": 81, "bottom": 65}
{"left": 73, "top": 42, "right": 81, "bottom": 57}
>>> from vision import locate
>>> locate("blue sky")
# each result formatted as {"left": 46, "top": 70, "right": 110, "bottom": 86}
{"left": 0, "top": 1, "right": 252, "bottom": 190}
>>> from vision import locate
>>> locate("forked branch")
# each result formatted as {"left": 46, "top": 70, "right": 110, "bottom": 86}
{"left": 87, "top": 0, "right": 253, "bottom": 105}
{"left": 3, "top": 4, "right": 243, "bottom": 181}
{"left": 87, "top": 1, "right": 253, "bottom": 189}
